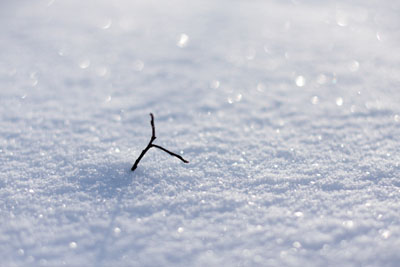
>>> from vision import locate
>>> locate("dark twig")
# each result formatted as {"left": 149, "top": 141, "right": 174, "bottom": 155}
{"left": 131, "top": 113, "right": 189, "bottom": 171}
{"left": 152, "top": 145, "right": 189, "bottom": 163}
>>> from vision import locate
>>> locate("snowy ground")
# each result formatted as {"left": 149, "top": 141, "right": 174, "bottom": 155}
{"left": 1, "top": 0, "right": 400, "bottom": 266}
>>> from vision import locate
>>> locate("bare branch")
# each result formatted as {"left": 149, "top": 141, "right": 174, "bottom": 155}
{"left": 131, "top": 113, "right": 189, "bottom": 171}
{"left": 152, "top": 144, "right": 189, "bottom": 163}
{"left": 150, "top": 113, "right": 156, "bottom": 141}
{"left": 131, "top": 144, "right": 152, "bottom": 171}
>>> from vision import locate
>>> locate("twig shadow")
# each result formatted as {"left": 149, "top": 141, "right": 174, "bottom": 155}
{"left": 68, "top": 161, "right": 135, "bottom": 199}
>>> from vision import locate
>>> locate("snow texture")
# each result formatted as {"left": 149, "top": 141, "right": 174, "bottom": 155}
{"left": 1, "top": 0, "right": 400, "bottom": 266}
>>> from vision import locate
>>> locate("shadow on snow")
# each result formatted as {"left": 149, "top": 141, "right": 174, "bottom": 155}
{"left": 66, "top": 161, "right": 158, "bottom": 199}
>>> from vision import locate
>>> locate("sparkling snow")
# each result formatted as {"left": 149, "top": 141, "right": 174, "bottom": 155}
{"left": 1, "top": 0, "right": 400, "bottom": 266}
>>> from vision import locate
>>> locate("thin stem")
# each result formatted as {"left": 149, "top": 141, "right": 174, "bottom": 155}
{"left": 131, "top": 144, "right": 152, "bottom": 171}
{"left": 152, "top": 144, "right": 189, "bottom": 163}
{"left": 131, "top": 113, "right": 156, "bottom": 171}
{"left": 131, "top": 113, "right": 189, "bottom": 171}
{"left": 150, "top": 113, "right": 156, "bottom": 141}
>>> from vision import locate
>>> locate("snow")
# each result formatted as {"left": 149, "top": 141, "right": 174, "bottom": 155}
{"left": 1, "top": 0, "right": 400, "bottom": 266}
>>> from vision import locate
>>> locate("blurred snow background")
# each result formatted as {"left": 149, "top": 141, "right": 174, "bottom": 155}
{"left": 1, "top": 0, "right": 400, "bottom": 266}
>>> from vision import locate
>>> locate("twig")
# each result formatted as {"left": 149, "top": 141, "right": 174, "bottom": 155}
{"left": 131, "top": 113, "right": 189, "bottom": 171}
{"left": 152, "top": 145, "right": 189, "bottom": 163}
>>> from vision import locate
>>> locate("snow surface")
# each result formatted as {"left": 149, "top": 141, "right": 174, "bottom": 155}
{"left": 1, "top": 0, "right": 400, "bottom": 266}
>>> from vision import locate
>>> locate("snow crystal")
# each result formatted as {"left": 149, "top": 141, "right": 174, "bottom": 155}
{"left": 100, "top": 18, "right": 112, "bottom": 30}
{"left": 210, "top": 80, "right": 220, "bottom": 89}
{"left": 294, "top": 211, "right": 304, "bottom": 217}
{"left": 113, "top": 227, "right": 121, "bottom": 236}
{"left": 17, "top": 249, "right": 25, "bottom": 256}
{"left": 336, "top": 97, "right": 344, "bottom": 106}
{"left": 292, "top": 241, "right": 302, "bottom": 249}
{"left": 79, "top": 59, "right": 91, "bottom": 69}
{"left": 295, "top": 75, "right": 306, "bottom": 87}
{"left": 381, "top": 230, "right": 391, "bottom": 239}
{"left": 177, "top": 33, "right": 189, "bottom": 48}
{"left": 349, "top": 60, "right": 360, "bottom": 72}
{"left": 69, "top": 242, "right": 77, "bottom": 249}
{"left": 311, "top": 96, "right": 319, "bottom": 105}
